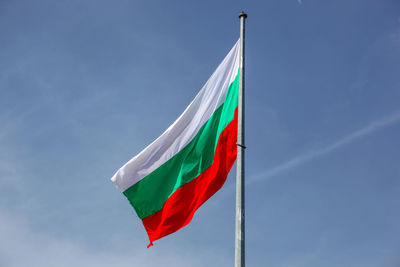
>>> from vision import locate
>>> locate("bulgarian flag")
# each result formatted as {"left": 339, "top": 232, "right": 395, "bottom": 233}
{"left": 111, "top": 40, "right": 240, "bottom": 247}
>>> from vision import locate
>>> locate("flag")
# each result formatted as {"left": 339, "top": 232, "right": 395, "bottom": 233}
{"left": 111, "top": 40, "right": 240, "bottom": 247}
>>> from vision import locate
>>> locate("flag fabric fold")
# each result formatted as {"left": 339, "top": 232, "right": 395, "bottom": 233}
{"left": 111, "top": 40, "right": 240, "bottom": 246}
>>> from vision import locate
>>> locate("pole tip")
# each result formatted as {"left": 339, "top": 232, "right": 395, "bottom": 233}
{"left": 238, "top": 11, "right": 247, "bottom": 19}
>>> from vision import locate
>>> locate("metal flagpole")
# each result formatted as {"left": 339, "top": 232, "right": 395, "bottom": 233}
{"left": 235, "top": 11, "right": 247, "bottom": 267}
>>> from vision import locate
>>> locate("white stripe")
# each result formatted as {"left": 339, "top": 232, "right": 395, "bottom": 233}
{"left": 111, "top": 40, "right": 240, "bottom": 192}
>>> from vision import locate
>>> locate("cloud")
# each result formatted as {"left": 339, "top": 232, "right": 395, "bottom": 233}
{"left": 250, "top": 110, "right": 400, "bottom": 183}
{"left": 0, "top": 213, "right": 141, "bottom": 267}
{"left": 390, "top": 28, "right": 400, "bottom": 47}
{"left": 0, "top": 210, "right": 227, "bottom": 267}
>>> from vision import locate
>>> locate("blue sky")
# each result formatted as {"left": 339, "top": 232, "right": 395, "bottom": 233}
{"left": 1, "top": 0, "right": 400, "bottom": 266}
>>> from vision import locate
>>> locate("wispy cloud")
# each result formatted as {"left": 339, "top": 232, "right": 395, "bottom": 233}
{"left": 250, "top": 110, "right": 400, "bottom": 183}
{"left": 390, "top": 28, "right": 400, "bottom": 47}
{"left": 0, "top": 210, "right": 229, "bottom": 267}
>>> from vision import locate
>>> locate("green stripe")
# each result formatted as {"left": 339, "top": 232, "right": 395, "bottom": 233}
{"left": 124, "top": 71, "right": 239, "bottom": 219}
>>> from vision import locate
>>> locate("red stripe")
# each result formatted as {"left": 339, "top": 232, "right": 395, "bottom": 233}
{"left": 142, "top": 108, "right": 238, "bottom": 246}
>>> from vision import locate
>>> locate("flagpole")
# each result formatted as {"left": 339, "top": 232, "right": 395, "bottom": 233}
{"left": 235, "top": 11, "right": 247, "bottom": 267}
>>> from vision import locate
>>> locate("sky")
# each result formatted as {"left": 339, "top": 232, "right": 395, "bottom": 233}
{"left": 1, "top": 0, "right": 400, "bottom": 266}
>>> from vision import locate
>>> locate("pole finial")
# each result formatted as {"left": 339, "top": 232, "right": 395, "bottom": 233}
{"left": 238, "top": 11, "right": 247, "bottom": 19}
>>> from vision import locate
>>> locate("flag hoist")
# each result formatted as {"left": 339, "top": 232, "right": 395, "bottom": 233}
{"left": 111, "top": 12, "right": 247, "bottom": 264}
